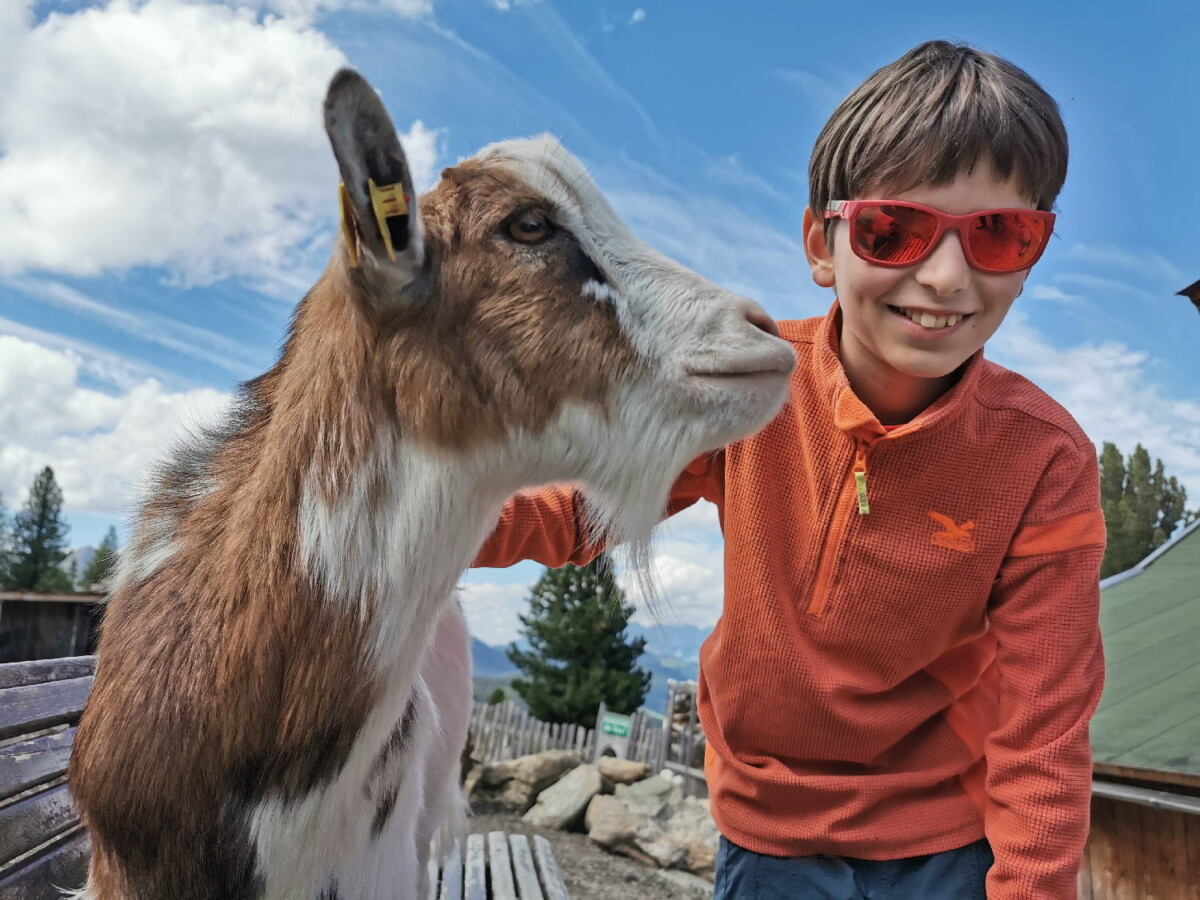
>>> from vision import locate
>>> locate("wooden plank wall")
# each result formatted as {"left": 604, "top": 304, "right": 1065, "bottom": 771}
{"left": 1080, "top": 795, "right": 1200, "bottom": 899}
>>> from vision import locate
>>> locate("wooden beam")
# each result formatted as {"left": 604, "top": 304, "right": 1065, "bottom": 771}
{"left": 1093, "top": 779, "right": 1200, "bottom": 816}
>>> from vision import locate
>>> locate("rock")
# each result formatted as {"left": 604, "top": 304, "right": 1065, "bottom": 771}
{"left": 662, "top": 796, "right": 720, "bottom": 879}
{"left": 467, "top": 750, "right": 583, "bottom": 813}
{"left": 614, "top": 773, "right": 684, "bottom": 819}
{"left": 585, "top": 794, "right": 662, "bottom": 868}
{"left": 597, "top": 757, "right": 650, "bottom": 785}
{"left": 524, "top": 763, "right": 611, "bottom": 830}
{"left": 585, "top": 779, "right": 719, "bottom": 880}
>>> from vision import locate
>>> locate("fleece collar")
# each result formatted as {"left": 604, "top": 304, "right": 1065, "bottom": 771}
{"left": 811, "top": 300, "right": 984, "bottom": 444}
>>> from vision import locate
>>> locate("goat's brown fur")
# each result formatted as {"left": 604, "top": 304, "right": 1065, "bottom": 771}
{"left": 71, "top": 155, "right": 637, "bottom": 899}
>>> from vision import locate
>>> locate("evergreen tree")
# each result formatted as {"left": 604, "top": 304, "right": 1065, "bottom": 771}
{"left": 1099, "top": 442, "right": 1191, "bottom": 578}
{"left": 486, "top": 687, "right": 508, "bottom": 706}
{"left": 9, "top": 467, "right": 72, "bottom": 591}
{"left": 0, "top": 492, "right": 11, "bottom": 588}
{"left": 81, "top": 526, "right": 120, "bottom": 589}
{"left": 507, "top": 555, "right": 651, "bottom": 729}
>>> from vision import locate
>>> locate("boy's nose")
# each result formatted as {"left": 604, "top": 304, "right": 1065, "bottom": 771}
{"left": 913, "top": 230, "right": 971, "bottom": 297}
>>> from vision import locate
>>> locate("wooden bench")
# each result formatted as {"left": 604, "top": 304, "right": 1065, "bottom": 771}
{"left": 432, "top": 832, "right": 568, "bottom": 900}
{"left": 0, "top": 656, "right": 569, "bottom": 899}
{"left": 0, "top": 655, "right": 94, "bottom": 899}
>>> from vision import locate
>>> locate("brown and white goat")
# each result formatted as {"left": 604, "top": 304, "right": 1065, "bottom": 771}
{"left": 68, "top": 69, "right": 795, "bottom": 899}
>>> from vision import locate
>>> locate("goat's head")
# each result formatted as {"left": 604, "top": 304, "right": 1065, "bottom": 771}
{"left": 324, "top": 69, "right": 794, "bottom": 542}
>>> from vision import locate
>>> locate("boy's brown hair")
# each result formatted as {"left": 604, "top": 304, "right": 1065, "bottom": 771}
{"left": 809, "top": 41, "right": 1068, "bottom": 226}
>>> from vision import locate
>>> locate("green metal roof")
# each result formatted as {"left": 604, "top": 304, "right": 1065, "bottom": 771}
{"left": 1091, "top": 520, "right": 1200, "bottom": 777}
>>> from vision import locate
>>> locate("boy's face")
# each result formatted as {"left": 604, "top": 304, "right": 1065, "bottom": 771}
{"left": 803, "top": 159, "right": 1033, "bottom": 412}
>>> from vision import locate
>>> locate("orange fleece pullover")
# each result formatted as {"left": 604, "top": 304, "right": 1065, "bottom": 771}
{"left": 475, "top": 305, "right": 1106, "bottom": 899}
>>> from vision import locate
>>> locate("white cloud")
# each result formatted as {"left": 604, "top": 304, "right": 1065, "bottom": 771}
{"left": 0, "top": 334, "right": 231, "bottom": 515}
{"left": 991, "top": 312, "right": 1200, "bottom": 496}
{"left": 5, "top": 277, "right": 264, "bottom": 376}
{"left": 1027, "top": 283, "right": 1087, "bottom": 306}
{"left": 1062, "top": 243, "right": 1184, "bottom": 289}
{"left": 0, "top": 0, "right": 441, "bottom": 287}
{"left": 629, "top": 8, "right": 646, "bottom": 24}
{"left": 230, "top": 0, "right": 432, "bottom": 22}
{"left": 775, "top": 66, "right": 855, "bottom": 115}
{"left": 0, "top": 314, "right": 177, "bottom": 390}
{"left": 458, "top": 580, "right": 530, "bottom": 646}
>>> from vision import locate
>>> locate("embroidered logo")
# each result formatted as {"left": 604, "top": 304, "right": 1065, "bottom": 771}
{"left": 928, "top": 511, "right": 976, "bottom": 553}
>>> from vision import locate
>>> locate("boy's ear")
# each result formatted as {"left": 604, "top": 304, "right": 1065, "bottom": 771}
{"left": 802, "top": 207, "right": 836, "bottom": 289}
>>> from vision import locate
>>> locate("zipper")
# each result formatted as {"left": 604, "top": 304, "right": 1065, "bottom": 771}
{"left": 852, "top": 446, "right": 870, "bottom": 515}
{"left": 807, "top": 440, "right": 870, "bottom": 616}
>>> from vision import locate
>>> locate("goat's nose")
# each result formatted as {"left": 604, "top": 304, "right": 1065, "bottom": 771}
{"left": 738, "top": 298, "right": 781, "bottom": 338}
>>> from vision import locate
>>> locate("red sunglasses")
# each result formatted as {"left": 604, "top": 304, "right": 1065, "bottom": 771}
{"left": 824, "top": 200, "right": 1055, "bottom": 274}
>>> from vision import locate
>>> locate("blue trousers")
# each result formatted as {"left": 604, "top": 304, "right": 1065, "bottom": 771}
{"left": 712, "top": 836, "right": 993, "bottom": 899}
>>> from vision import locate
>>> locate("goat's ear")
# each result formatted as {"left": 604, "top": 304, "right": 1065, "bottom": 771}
{"left": 324, "top": 68, "right": 423, "bottom": 287}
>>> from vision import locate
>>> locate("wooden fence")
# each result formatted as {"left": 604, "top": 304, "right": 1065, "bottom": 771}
{"left": 469, "top": 700, "right": 663, "bottom": 768}
{"left": 469, "top": 680, "right": 708, "bottom": 797}
{"left": 469, "top": 699, "right": 597, "bottom": 763}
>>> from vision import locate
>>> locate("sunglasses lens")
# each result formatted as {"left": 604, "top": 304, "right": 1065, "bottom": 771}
{"left": 966, "top": 212, "right": 1049, "bottom": 271}
{"left": 852, "top": 204, "right": 938, "bottom": 265}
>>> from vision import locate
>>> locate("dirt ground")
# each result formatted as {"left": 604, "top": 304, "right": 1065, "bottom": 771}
{"left": 466, "top": 808, "right": 712, "bottom": 900}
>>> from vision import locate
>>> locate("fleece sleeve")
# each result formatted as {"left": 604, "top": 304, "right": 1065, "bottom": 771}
{"left": 983, "top": 437, "right": 1107, "bottom": 899}
{"left": 472, "top": 453, "right": 724, "bottom": 569}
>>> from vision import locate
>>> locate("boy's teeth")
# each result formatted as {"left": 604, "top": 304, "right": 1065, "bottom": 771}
{"left": 901, "top": 308, "right": 961, "bottom": 329}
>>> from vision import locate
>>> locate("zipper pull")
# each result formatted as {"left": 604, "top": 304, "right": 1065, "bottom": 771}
{"left": 852, "top": 447, "right": 870, "bottom": 515}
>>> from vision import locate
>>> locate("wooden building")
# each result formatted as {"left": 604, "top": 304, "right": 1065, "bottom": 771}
{"left": 0, "top": 591, "right": 103, "bottom": 663}
{"left": 1082, "top": 519, "right": 1200, "bottom": 898}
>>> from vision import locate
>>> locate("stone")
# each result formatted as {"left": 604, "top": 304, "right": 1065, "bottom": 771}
{"left": 524, "top": 763, "right": 611, "bottom": 830}
{"left": 585, "top": 779, "right": 719, "bottom": 880}
{"left": 597, "top": 756, "right": 650, "bottom": 785}
{"left": 662, "top": 796, "right": 721, "bottom": 879}
{"left": 467, "top": 750, "right": 582, "bottom": 813}
{"left": 585, "top": 794, "right": 662, "bottom": 868}
{"left": 613, "top": 773, "right": 683, "bottom": 819}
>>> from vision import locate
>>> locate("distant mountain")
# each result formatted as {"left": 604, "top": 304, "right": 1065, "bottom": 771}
{"left": 469, "top": 635, "right": 697, "bottom": 716}
{"left": 470, "top": 637, "right": 515, "bottom": 677}
{"left": 61, "top": 546, "right": 96, "bottom": 582}
{"left": 641, "top": 652, "right": 698, "bottom": 714}
{"left": 626, "top": 622, "right": 710, "bottom": 663}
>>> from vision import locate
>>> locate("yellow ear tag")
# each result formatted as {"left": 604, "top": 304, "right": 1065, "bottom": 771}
{"left": 367, "top": 178, "right": 410, "bottom": 263}
{"left": 338, "top": 183, "right": 361, "bottom": 268}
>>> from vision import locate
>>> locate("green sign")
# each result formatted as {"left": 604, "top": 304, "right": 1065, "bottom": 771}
{"left": 599, "top": 712, "right": 631, "bottom": 738}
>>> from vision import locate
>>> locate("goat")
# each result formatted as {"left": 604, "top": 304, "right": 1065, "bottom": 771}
{"left": 68, "top": 68, "right": 795, "bottom": 899}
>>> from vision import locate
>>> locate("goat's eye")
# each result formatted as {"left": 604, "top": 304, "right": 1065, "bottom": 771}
{"left": 509, "top": 210, "right": 553, "bottom": 244}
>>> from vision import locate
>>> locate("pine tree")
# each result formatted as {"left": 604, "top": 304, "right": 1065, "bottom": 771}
{"left": 486, "top": 687, "right": 507, "bottom": 706}
{"left": 9, "top": 467, "right": 72, "bottom": 591}
{"left": 0, "top": 492, "right": 11, "bottom": 588}
{"left": 81, "top": 526, "right": 120, "bottom": 590}
{"left": 507, "top": 555, "right": 651, "bottom": 729}
{"left": 1099, "top": 442, "right": 1191, "bottom": 578}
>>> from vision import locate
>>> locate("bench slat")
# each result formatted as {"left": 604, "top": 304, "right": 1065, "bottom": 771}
{"left": 0, "top": 657, "right": 95, "bottom": 690}
{"left": 0, "top": 784, "right": 79, "bottom": 869}
{"left": 464, "top": 833, "right": 487, "bottom": 900}
{"left": 0, "top": 730, "right": 75, "bottom": 802}
{"left": 507, "top": 834, "right": 544, "bottom": 900}
{"left": 439, "top": 839, "right": 462, "bottom": 900}
{"left": 532, "top": 835, "right": 569, "bottom": 900}
{"left": 0, "top": 678, "right": 93, "bottom": 742}
{"left": 487, "top": 831, "right": 517, "bottom": 900}
{"left": 0, "top": 827, "right": 89, "bottom": 900}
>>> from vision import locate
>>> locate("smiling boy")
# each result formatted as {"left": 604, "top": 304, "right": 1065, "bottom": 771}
{"left": 475, "top": 41, "right": 1105, "bottom": 898}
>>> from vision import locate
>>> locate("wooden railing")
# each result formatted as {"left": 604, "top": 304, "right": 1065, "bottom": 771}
{"left": 469, "top": 700, "right": 597, "bottom": 763}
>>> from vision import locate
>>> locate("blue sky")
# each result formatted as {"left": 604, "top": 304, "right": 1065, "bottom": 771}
{"left": 1, "top": 0, "right": 1196, "bottom": 644}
